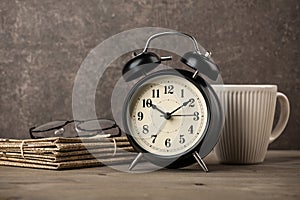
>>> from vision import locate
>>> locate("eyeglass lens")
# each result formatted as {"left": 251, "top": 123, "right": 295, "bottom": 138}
{"left": 76, "top": 119, "right": 120, "bottom": 137}
{"left": 32, "top": 121, "right": 68, "bottom": 132}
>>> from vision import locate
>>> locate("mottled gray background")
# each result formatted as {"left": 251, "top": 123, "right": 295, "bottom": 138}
{"left": 0, "top": 0, "right": 299, "bottom": 149}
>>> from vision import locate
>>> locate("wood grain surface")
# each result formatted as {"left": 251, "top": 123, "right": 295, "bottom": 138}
{"left": 0, "top": 150, "right": 299, "bottom": 200}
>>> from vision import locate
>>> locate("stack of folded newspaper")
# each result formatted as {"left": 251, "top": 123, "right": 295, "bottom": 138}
{"left": 0, "top": 136, "right": 135, "bottom": 170}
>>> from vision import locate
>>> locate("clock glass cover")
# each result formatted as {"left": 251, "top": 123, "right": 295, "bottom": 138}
{"left": 124, "top": 73, "right": 209, "bottom": 157}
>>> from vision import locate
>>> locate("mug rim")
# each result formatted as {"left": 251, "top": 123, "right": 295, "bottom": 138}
{"left": 212, "top": 84, "right": 277, "bottom": 91}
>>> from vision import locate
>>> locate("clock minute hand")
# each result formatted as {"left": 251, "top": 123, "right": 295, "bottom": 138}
{"left": 168, "top": 99, "right": 192, "bottom": 116}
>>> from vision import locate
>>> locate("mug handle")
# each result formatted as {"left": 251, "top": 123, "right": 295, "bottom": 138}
{"left": 269, "top": 92, "right": 290, "bottom": 143}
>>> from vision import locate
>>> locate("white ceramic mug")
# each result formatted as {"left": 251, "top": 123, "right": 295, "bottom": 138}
{"left": 213, "top": 85, "right": 290, "bottom": 164}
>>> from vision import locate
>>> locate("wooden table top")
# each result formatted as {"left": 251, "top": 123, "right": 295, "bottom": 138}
{"left": 0, "top": 150, "right": 299, "bottom": 200}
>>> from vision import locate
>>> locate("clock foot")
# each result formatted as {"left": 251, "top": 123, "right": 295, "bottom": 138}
{"left": 129, "top": 152, "right": 143, "bottom": 171}
{"left": 193, "top": 151, "right": 208, "bottom": 172}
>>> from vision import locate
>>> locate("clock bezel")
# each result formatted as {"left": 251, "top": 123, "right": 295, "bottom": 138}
{"left": 122, "top": 69, "right": 213, "bottom": 168}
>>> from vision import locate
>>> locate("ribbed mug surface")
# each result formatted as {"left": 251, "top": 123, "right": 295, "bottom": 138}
{"left": 214, "top": 85, "right": 277, "bottom": 164}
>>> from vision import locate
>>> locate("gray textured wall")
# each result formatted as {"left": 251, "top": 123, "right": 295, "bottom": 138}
{"left": 0, "top": 0, "right": 299, "bottom": 149}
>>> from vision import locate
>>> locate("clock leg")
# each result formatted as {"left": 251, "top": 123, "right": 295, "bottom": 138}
{"left": 128, "top": 152, "right": 144, "bottom": 171}
{"left": 193, "top": 151, "right": 208, "bottom": 172}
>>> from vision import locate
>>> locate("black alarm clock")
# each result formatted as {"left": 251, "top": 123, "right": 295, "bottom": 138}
{"left": 122, "top": 32, "right": 223, "bottom": 172}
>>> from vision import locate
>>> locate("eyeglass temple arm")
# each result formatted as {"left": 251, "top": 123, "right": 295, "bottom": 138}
{"left": 142, "top": 31, "right": 201, "bottom": 54}
{"left": 115, "top": 124, "right": 122, "bottom": 137}
{"left": 29, "top": 127, "right": 36, "bottom": 139}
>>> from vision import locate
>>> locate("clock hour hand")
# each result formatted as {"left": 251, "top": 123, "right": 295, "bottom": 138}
{"left": 151, "top": 104, "right": 169, "bottom": 119}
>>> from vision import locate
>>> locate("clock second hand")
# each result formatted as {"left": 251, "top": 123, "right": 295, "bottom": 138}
{"left": 142, "top": 117, "right": 167, "bottom": 141}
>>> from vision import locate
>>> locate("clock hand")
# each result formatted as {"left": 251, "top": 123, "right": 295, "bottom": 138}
{"left": 152, "top": 104, "right": 171, "bottom": 120}
{"left": 156, "top": 118, "right": 168, "bottom": 135}
{"left": 171, "top": 113, "right": 201, "bottom": 121}
{"left": 149, "top": 118, "right": 167, "bottom": 144}
{"left": 142, "top": 117, "right": 167, "bottom": 140}
{"left": 151, "top": 104, "right": 166, "bottom": 115}
{"left": 167, "top": 99, "right": 192, "bottom": 116}
{"left": 160, "top": 114, "right": 196, "bottom": 117}
{"left": 171, "top": 114, "right": 195, "bottom": 117}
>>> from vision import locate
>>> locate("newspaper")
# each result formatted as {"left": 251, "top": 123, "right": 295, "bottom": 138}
{"left": 0, "top": 136, "right": 135, "bottom": 170}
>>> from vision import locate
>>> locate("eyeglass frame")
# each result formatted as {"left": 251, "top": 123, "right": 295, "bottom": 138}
{"left": 29, "top": 118, "right": 121, "bottom": 139}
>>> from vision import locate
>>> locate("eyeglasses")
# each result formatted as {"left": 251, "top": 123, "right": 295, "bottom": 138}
{"left": 29, "top": 118, "right": 121, "bottom": 139}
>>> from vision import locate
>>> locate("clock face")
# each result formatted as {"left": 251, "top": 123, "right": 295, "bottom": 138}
{"left": 124, "top": 73, "right": 209, "bottom": 157}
